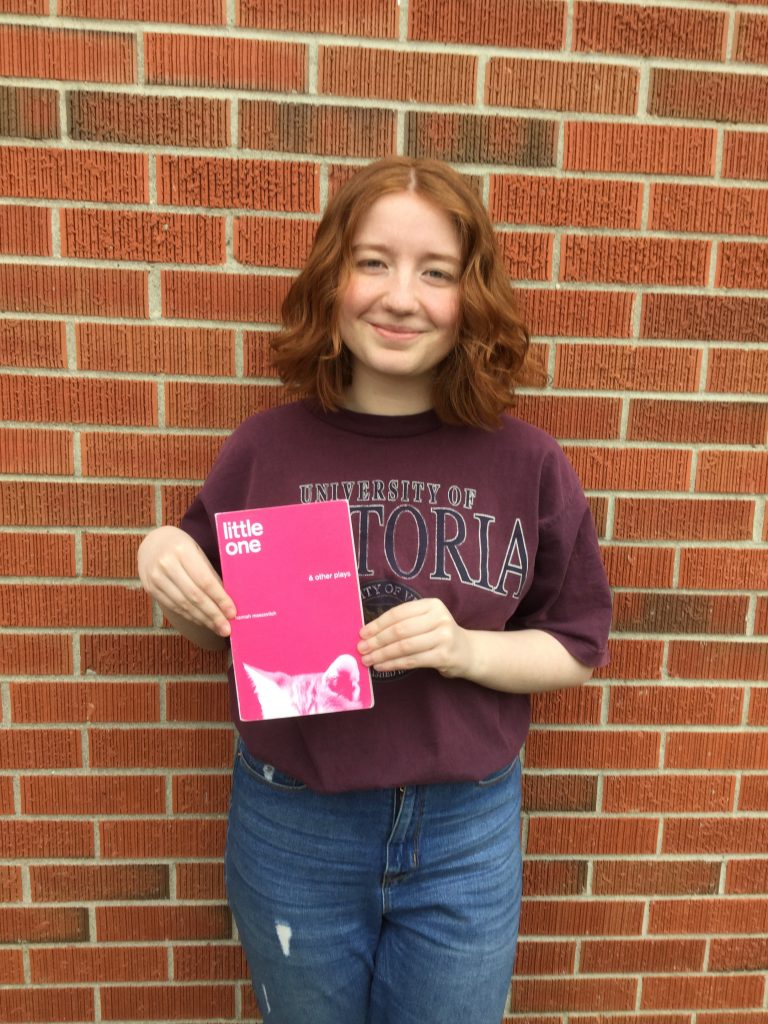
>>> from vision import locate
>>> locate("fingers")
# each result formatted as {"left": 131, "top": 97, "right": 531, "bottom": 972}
{"left": 358, "top": 599, "right": 460, "bottom": 675}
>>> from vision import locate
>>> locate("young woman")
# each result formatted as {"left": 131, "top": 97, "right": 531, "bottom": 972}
{"left": 138, "top": 157, "right": 612, "bottom": 1024}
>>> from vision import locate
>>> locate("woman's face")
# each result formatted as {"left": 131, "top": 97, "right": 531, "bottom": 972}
{"left": 337, "top": 191, "right": 462, "bottom": 413}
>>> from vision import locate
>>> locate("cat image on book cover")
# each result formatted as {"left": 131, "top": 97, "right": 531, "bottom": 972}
{"left": 215, "top": 500, "right": 374, "bottom": 722}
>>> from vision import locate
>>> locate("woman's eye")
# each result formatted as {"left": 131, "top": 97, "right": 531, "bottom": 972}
{"left": 425, "top": 269, "right": 454, "bottom": 282}
{"left": 357, "top": 258, "right": 385, "bottom": 270}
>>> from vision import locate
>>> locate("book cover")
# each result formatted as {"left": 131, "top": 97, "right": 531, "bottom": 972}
{"left": 215, "top": 500, "right": 373, "bottom": 722}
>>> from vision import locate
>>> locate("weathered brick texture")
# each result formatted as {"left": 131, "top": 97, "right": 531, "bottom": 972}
{"left": 2, "top": 2, "right": 766, "bottom": 1020}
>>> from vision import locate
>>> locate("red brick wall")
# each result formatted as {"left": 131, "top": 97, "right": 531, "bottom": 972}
{"left": 1, "top": 1, "right": 766, "bottom": 1021}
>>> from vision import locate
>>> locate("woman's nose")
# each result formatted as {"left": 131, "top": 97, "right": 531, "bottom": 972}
{"left": 381, "top": 272, "right": 418, "bottom": 312}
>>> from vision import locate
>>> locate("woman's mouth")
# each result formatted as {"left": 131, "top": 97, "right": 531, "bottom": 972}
{"left": 369, "top": 322, "right": 422, "bottom": 340}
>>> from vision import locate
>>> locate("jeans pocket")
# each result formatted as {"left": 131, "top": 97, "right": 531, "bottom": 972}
{"left": 236, "top": 740, "right": 308, "bottom": 791}
{"left": 476, "top": 757, "right": 519, "bottom": 788}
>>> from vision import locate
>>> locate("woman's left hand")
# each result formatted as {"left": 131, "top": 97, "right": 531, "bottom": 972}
{"left": 357, "top": 598, "right": 472, "bottom": 678}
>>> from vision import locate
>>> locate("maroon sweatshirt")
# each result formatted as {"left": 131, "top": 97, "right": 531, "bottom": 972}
{"left": 180, "top": 400, "right": 612, "bottom": 793}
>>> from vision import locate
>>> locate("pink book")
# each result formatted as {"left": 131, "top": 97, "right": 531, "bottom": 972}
{"left": 215, "top": 500, "right": 373, "bottom": 722}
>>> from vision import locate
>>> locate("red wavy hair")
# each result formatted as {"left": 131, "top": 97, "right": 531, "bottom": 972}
{"left": 271, "top": 156, "right": 530, "bottom": 429}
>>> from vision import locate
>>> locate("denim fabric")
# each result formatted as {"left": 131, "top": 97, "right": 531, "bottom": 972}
{"left": 225, "top": 739, "right": 523, "bottom": 1024}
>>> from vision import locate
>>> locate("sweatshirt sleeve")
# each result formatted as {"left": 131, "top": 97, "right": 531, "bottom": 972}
{"left": 506, "top": 451, "right": 613, "bottom": 668}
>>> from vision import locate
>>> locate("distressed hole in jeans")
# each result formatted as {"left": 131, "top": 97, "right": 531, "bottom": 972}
{"left": 260, "top": 984, "right": 271, "bottom": 1014}
{"left": 276, "top": 920, "right": 292, "bottom": 956}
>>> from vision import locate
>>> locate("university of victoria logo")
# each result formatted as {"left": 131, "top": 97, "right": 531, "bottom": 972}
{"left": 360, "top": 579, "right": 423, "bottom": 681}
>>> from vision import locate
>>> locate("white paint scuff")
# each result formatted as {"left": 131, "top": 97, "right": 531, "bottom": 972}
{"left": 275, "top": 921, "right": 292, "bottom": 957}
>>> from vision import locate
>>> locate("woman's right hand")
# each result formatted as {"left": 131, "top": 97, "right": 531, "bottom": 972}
{"left": 137, "top": 526, "right": 236, "bottom": 639}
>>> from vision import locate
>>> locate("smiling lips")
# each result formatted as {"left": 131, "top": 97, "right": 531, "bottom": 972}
{"left": 368, "top": 321, "right": 424, "bottom": 340}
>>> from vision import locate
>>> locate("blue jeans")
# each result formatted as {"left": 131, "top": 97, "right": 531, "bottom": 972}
{"left": 225, "top": 740, "right": 523, "bottom": 1024}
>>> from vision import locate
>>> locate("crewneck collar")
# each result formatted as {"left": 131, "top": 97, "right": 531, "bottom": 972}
{"left": 303, "top": 400, "right": 443, "bottom": 438}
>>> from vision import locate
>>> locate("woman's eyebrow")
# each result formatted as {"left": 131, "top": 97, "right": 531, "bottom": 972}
{"left": 352, "top": 242, "right": 461, "bottom": 266}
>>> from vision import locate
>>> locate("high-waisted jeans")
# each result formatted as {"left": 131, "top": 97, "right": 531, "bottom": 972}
{"left": 225, "top": 739, "right": 523, "bottom": 1024}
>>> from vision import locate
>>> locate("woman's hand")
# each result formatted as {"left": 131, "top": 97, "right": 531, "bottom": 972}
{"left": 137, "top": 526, "right": 236, "bottom": 641}
{"left": 357, "top": 598, "right": 472, "bottom": 678}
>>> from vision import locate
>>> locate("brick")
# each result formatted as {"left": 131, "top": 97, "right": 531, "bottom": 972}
{"left": 756, "top": 598, "right": 768, "bottom": 636}
{"left": 0, "top": 820, "right": 92, "bottom": 859}
{"left": 556, "top": 343, "right": 702, "bottom": 393}
{"left": 611, "top": 682, "right": 743, "bottom": 733}
{"left": 14, "top": 677, "right": 159, "bottom": 725}
{"left": 628, "top": 398, "right": 768, "bottom": 444}
{"left": 723, "top": 131, "right": 768, "bottom": 181}
{"left": 162, "top": 269, "right": 289, "bottom": 324}
{"left": 30, "top": 945, "right": 167, "bottom": 984}
{"left": 2, "top": 375, "right": 156, "bottom": 427}
{"left": 174, "top": 942, "right": 246, "bottom": 981}
{"left": 0, "top": 146, "right": 147, "bottom": 203}
{"left": 173, "top": 773, "right": 230, "bottom": 814}
{"left": 736, "top": 13, "right": 768, "bottom": 62}
{"left": 750, "top": 690, "right": 768, "bottom": 726}
{"left": 710, "top": 937, "right": 768, "bottom": 972}
{"left": 166, "top": 680, "right": 229, "bottom": 723}
{"left": 175, "top": 863, "right": 226, "bottom": 901}
{"left": 1, "top": 584, "right": 150, "bottom": 628}
{"left": 512, "top": 977, "right": 636, "bottom": 1013}
{"left": 101, "top": 983, "right": 234, "bottom": 1021}
{"left": 82, "top": 432, "right": 223, "bottom": 481}
{"left": 699, "top": 1016, "right": 768, "bottom": 1024}
{"left": 0, "top": 25, "right": 135, "bottom": 82}
{"left": 574, "top": 2, "right": 727, "bottom": 60}
{"left": 514, "top": 395, "right": 621, "bottom": 441}
{"left": 0, "top": 319, "right": 66, "bottom": 368}
{"left": 581, "top": 938, "right": 705, "bottom": 974}
{"left": 650, "top": 68, "right": 768, "bottom": 125}
{"left": 162, "top": 484, "right": 198, "bottom": 526}
{"left": 600, "top": 545, "right": 675, "bottom": 589}
{"left": 531, "top": 685, "right": 601, "bottom": 725}
{"left": 0, "top": 428, "right": 72, "bottom": 475}
{"left": 520, "top": 898, "right": 645, "bottom": 937}
{"left": 524, "top": 728, "right": 660, "bottom": 770}
{"left": 669, "top": 640, "right": 768, "bottom": 681}
{"left": 146, "top": 33, "right": 304, "bottom": 90}
{"left": 527, "top": 816, "right": 658, "bottom": 856}
{"left": 514, "top": 940, "right": 576, "bottom": 976}
{"left": 1, "top": 482, "right": 152, "bottom": 528}
{"left": 30, "top": 864, "right": 168, "bottom": 901}
{"left": 611, "top": 594, "right": 748, "bottom": 636}
{"left": 158, "top": 155, "right": 319, "bottom": 212}
{"left": 0, "top": 634, "right": 72, "bottom": 675}
{"left": 642, "top": 974, "right": 764, "bottom": 1011}
{"left": 491, "top": 175, "right": 642, "bottom": 229}
{"left": 564, "top": 445, "right": 691, "bottom": 492}
{"left": 666, "top": 732, "right": 768, "bottom": 770}
{"left": 522, "top": 861, "right": 587, "bottom": 897}
{"left": 562, "top": 236, "right": 709, "bottom": 287}
{"left": 650, "top": 183, "right": 768, "bottom": 235}
{"left": 0, "top": 265, "right": 147, "bottom": 318}
{"left": 89, "top": 725, "right": 232, "bottom": 769}
{"left": 165, "top": 380, "right": 285, "bottom": 429}
{"left": 62, "top": 208, "right": 225, "bottom": 265}
{"left": 0, "top": 988, "right": 93, "bottom": 1022}
{"left": 588, "top": 495, "right": 607, "bottom": 537}
{"left": 651, "top": 896, "right": 768, "bottom": 936}
{"left": 708, "top": 349, "right": 768, "bottom": 397}
{"left": 241, "top": 100, "right": 395, "bottom": 158}
{"left": 603, "top": 772, "right": 735, "bottom": 813}
{"left": 593, "top": 860, "right": 720, "bottom": 896}
{"left": 0, "top": 948, "right": 23, "bottom": 984}
{"left": 70, "top": 91, "right": 228, "bottom": 148}
{"left": 0, "top": 865, "right": 23, "bottom": 902}
{"left": 238, "top": 0, "right": 396, "bottom": 36}
{"left": 320, "top": 47, "right": 475, "bottom": 105}
{"left": 101, "top": 818, "right": 227, "bottom": 859}
{"left": 77, "top": 323, "right": 234, "bottom": 376}
{"left": 699, "top": 451, "right": 768, "bottom": 498}
{"left": 409, "top": 0, "right": 564, "bottom": 48}
{"left": 235, "top": 216, "right": 316, "bottom": 270}
{"left": 728, "top": 859, "right": 768, "bottom": 894}
{"left": 718, "top": 243, "right": 768, "bottom": 291}
{"left": 96, "top": 904, "right": 231, "bottom": 942}
{"left": 564, "top": 122, "right": 715, "bottom": 176}
{"left": 613, "top": 498, "right": 754, "bottom": 541}
{"left": 595, "top": 638, "right": 664, "bottom": 680}
{"left": 0, "top": 205, "right": 50, "bottom": 257}
{"left": 244, "top": 331, "right": 279, "bottom": 378}
{"left": 486, "top": 58, "right": 636, "bottom": 115}
{"left": 522, "top": 775, "right": 597, "bottom": 813}
{"left": 1, "top": 0, "right": 47, "bottom": 10}
{"left": 0, "top": 728, "right": 81, "bottom": 770}
{"left": 406, "top": 112, "right": 556, "bottom": 166}
{"left": 496, "top": 232, "right": 553, "bottom": 282}
{"left": 1, "top": 532, "right": 72, "bottom": 582}
{"left": 61, "top": 0, "right": 225, "bottom": 22}
{"left": 518, "top": 342, "right": 549, "bottom": 389}
{"left": 0, "top": 777, "right": 15, "bottom": 812}
{"left": 81, "top": 533, "right": 140, "bottom": 580}
{"left": 0, "top": 84, "right": 59, "bottom": 140}
{"left": 521, "top": 288, "right": 633, "bottom": 339}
